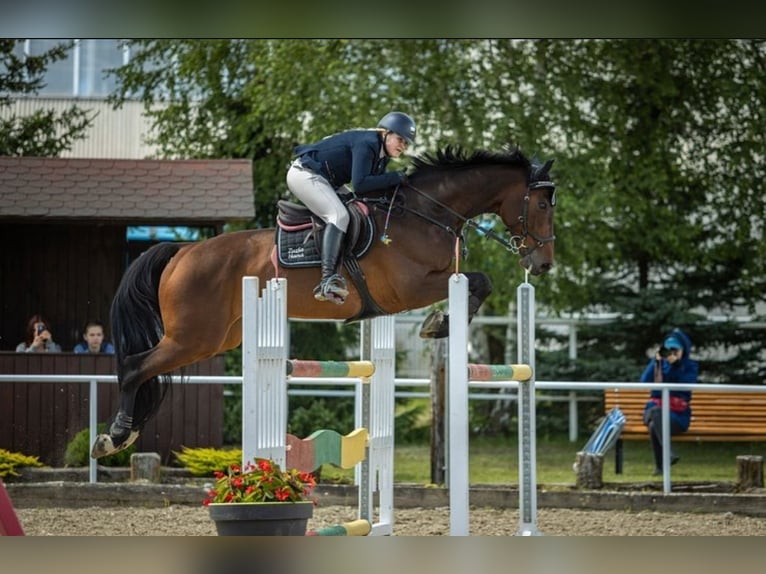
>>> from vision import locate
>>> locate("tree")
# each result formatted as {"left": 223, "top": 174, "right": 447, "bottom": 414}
{"left": 0, "top": 39, "right": 93, "bottom": 156}
{"left": 106, "top": 39, "right": 766, "bottom": 393}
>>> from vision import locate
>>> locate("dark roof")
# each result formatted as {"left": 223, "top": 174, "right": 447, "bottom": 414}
{"left": 0, "top": 157, "right": 255, "bottom": 224}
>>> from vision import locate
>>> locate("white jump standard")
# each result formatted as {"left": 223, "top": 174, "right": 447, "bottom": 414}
{"left": 241, "top": 276, "right": 395, "bottom": 535}
{"left": 447, "top": 273, "right": 541, "bottom": 536}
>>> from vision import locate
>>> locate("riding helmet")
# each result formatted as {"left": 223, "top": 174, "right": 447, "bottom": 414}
{"left": 377, "top": 112, "right": 417, "bottom": 145}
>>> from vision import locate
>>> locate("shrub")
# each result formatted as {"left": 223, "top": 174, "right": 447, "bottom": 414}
{"left": 174, "top": 446, "right": 241, "bottom": 476}
{"left": 64, "top": 425, "right": 135, "bottom": 467}
{"left": 0, "top": 448, "right": 43, "bottom": 478}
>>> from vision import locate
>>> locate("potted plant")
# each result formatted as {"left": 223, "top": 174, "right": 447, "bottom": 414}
{"left": 204, "top": 458, "right": 317, "bottom": 536}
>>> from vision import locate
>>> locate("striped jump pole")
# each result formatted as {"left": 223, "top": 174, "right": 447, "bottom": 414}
{"left": 467, "top": 363, "right": 531, "bottom": 382}
{"left": 306, "top": 519, "right": 372, "bottom": 536}
{"left": 287, "top": 359, "right": 375, "bottom": 378}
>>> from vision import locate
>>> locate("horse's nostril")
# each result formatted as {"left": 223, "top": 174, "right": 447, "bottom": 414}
{"left": 540, "top": 262, "right": 553, "bottom": 273}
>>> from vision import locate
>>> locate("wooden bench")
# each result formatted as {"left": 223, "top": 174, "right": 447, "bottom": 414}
{"left": 603, "top": 388, "right": 766, "bottom": 473}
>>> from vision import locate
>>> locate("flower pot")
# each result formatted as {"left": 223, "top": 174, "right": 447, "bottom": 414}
{"left": 207, "top": 501, "right": 314, "bottom": 536}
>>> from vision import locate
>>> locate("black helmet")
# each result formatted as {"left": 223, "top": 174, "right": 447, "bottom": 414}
{"left": 377, "top": 111, "right": 417, "bottom": 145}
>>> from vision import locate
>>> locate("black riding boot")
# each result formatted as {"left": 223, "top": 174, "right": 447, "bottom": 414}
{"left": 314, "top": 223, "right": 348, "bottom": 304}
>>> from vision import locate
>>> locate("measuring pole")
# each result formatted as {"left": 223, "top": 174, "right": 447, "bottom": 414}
{"left": 516, "top": 280, "right": 541, "bottom": 536}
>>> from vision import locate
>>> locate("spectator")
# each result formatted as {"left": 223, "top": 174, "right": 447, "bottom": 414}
{"left": 16, "top": 314, "right": 62, "bottom": 353}
{"left": 73, "top": 319, "right": 115, "bottom": 354}
{"left": 639, "top": 328, "right": 698, "bottom": 475}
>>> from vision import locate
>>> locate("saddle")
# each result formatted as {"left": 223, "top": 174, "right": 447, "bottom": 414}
{"left": 275, "top": 199, "right": 375, "bottom": 268}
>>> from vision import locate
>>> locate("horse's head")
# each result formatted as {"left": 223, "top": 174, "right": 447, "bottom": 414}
{"left": 407, "top": 145, "right": 556, "bottom": 275}
{"left": 501, "top": 157, "right": 557, "bottom": 275}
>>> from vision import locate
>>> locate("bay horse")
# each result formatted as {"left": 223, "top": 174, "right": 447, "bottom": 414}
{"left": 91, "top": 145, "right": 557, "bottom": 459}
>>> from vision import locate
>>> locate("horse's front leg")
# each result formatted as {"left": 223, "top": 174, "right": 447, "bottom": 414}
{"left": 419, "top": 272, "right": 492, "bottom": 338}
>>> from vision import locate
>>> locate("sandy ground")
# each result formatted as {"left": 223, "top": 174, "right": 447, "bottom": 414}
{"left": 16, "top": 504, "right": 766, "bottom": 536}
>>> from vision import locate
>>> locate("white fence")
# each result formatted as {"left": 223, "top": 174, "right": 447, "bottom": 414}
{"left": 2, "top": 373, "right": 765, "bottom": 494}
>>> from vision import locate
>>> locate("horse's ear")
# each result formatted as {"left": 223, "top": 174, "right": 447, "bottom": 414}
{"left": 531, "top": 158, "right": 554, "bottom": 181}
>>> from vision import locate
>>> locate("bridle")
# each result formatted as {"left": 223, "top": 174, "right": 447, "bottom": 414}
{"left": 376, "top": 177, "right": 556, "bottom": 256}
{"left": 506, "top": 179, "right": 557, "bottom": 255}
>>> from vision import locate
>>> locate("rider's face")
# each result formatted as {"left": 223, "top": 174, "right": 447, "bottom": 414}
{"left": 385, "top": 133, "right": 409, "bottom": 158}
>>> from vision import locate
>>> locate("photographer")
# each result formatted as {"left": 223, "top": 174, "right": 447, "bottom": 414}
{"left": 16, "top": 314, "right": 62, "bottom": 353}
{"left": 639, "top": 328, "right": 698, "bottom": 475}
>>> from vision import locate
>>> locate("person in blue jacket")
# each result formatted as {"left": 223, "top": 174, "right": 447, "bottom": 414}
{"left": 286, "top": 111, "right": 416, "bottom": 304}
{"left": 73, "top": 319, "right": 115, "bottom": 354}
{"left": 639, "top": 328, "right": 698, "bottom": 475}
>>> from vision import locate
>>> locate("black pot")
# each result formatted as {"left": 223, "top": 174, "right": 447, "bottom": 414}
{"left": 207, "top": 502, "right": 314, "bottom": 536}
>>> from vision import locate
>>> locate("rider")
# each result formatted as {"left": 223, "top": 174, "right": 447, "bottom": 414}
{"left": 286, "top": 111, "right": 416, "bottom": 304}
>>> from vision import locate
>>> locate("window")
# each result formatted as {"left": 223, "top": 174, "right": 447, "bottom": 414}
{"left": 18, "top": 39, "right": 128, "bottom": 98}
{"left": 77, "top": 40, "right": 126, "bottom": 97}
{"left": 27, "top": 39, "right": 75, "bottom": 96}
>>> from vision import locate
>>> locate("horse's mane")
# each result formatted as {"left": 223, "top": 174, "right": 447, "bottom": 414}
{"left": 410, "top": 144, "right": 531, "bottom": 176}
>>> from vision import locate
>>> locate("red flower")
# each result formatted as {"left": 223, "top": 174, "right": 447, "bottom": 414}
{"left": 201, "top": 458, "right": 315, "bottom": 506}
{"left": 274, "top": 488, "right": 290, "bottom": 501}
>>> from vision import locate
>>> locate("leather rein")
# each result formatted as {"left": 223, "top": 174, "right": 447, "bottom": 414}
{"left": 363, "top": 179, "right": 556, "bottom": 256}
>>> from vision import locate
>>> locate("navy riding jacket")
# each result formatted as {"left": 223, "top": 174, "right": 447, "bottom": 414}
{"left": 293, "top": 129, "right": 406, "bottom": 193}
{"left": 639, "top": 328, "right": 698, "bottom": 431}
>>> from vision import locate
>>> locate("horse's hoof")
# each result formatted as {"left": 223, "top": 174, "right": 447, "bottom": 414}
{"left": 419, "top": 311, "right": 450, "bottom": 339}
{"left": 90, "top": 430, "right": 140, "bottom": 459}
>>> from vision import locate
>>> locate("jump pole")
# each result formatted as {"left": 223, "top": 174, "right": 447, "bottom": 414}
{"left": 447, "top": 273, "right": 540, "bottom": 536}
{"left": 241, "top": 276, "right": 395, "bottom": 535}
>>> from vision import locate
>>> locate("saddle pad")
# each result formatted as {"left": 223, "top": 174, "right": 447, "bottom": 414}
{"left": 276, "top": 227, "right": 321, "bottom": 267}
{"left": 276, "top": 210, "right": 376, "bottom": 269}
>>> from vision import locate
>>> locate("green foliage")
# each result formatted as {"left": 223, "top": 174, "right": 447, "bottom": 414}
{"left": 288, "top": 398, "right": 355, "bottom": 439}
{"left": 174, "top": 446, "right": 241, "bottom": 477}
{"left": 64, "top": 425, "right": 135, "bottom": 467}
{"left": 0, "top": 448, "right": 43, "bottom": 478}
{"left": 0, "top": 39, "right": 94, "bottom": 156}
{"left": 394, "top": 400, "right": 430, "bottom": 444}
{"left": 108, "top": 39, "right": 766, "bottom": 408}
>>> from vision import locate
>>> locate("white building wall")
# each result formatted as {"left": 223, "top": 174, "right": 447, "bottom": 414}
{"left": 2, "top": 97, "right": 159, "bottom": 159}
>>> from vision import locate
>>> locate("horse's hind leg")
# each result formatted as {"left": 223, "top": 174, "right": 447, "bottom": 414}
{"left": 90, "top": 350, "right": 155, "bottom": 458}
{"left": 91, "top": 338, "right": 205, "bottom": 458}
{"left": 419, "top": 272, "right": 492, "bottom": 339}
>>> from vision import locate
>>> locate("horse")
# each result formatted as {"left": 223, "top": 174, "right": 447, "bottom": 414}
{"left": 91, "top": 145, "right": 557, "bottom": 459}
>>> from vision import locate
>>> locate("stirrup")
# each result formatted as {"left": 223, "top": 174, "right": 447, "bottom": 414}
{"left": 314, "top": 274, "right": 348, "bottom": 304}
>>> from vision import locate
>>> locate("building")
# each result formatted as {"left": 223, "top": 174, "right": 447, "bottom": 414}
{"left": 0, "top": 40, "right": 255, "bottom": 464}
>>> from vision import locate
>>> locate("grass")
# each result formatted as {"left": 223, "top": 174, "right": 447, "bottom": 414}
{"left": 320, "top": 435, "right": 766, "bottom": 486}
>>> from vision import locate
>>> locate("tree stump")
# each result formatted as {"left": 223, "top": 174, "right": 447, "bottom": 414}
{"left": 130, "top": 452, "right": 162, "bottom": 483}
{"left": 736, "top": 455, "right": 763, "bottom": 489}
{"left": 574, "top": 452, "right": 603, "bottom": 489}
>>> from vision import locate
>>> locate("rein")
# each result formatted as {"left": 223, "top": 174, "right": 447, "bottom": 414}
{"left": 382, "top": 179, "right": 556, "bottom": 256}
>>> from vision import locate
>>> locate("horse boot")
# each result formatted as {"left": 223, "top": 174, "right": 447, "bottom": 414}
{"left": 419, "top": 293, "right": 484, "bottom": 339}
{"left": 314, "top": 223, "right": 349, "bottom": 305}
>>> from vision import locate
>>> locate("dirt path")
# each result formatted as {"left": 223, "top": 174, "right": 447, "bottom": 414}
{"left": 16, "top": 504, "right": 766, "bottom": 536}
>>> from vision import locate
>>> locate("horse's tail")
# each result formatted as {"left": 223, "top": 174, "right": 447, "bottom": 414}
{"left": 111, "top": 242, "right": 181, "bottom": 430}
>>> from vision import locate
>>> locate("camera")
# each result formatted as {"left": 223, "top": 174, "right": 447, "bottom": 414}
{"left": 37, "top": 324, "right": 46, "bottom": 335}
{"left": 658, "top": 346, "right": 671, "bottom": 358}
